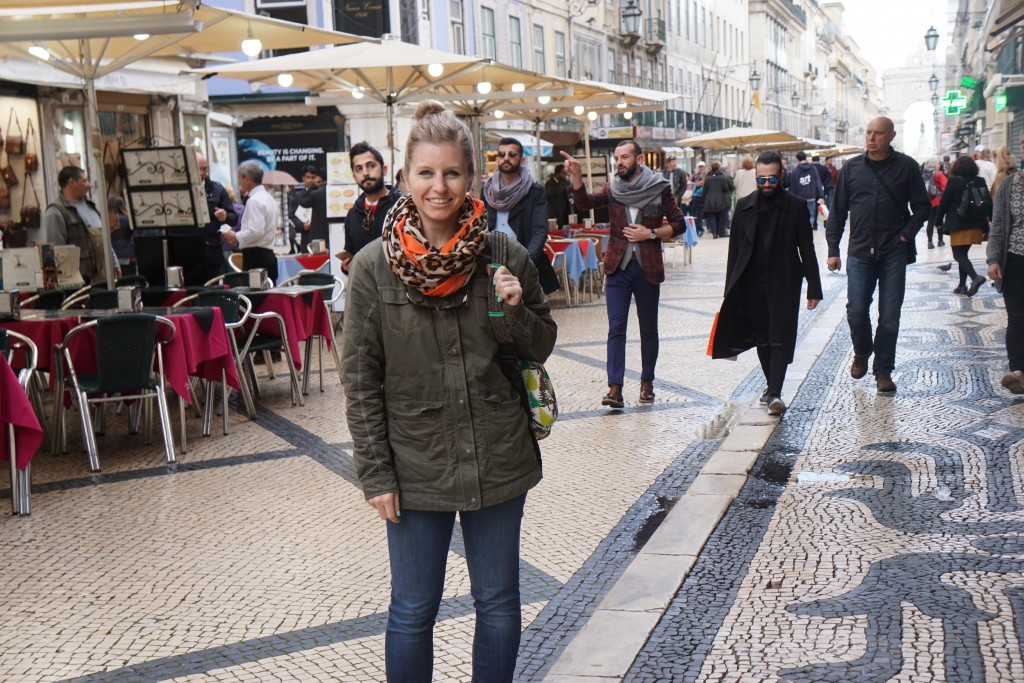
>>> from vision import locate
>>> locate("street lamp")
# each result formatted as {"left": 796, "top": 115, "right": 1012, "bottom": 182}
{"left": 929, "top": 73, "right": 939, "bottom": 92}
{"left": 791, "top": 90, "right": 799, "bottom": 107}
{"left": 567, "top": 0, "right": 598, "bottom": 80}
{"left": 931, "top": 93, "right": 939, "bottom": 108}
{"left": 924, "top": 26, "right": 939, "bottom": 51}
{"left": 749, "top": 70, "right": 761, "bottom": 91}
{"left": 622, "top": 0, "right": 643, "bottom": 35}
{"left": 821, "top": 108, "right": 829, "bottom": 126}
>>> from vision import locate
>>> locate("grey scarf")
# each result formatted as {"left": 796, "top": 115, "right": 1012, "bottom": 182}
{"left": 611, "top": 165, "right": 670, "bottom": 217}
{"left": 483, "top": 166, "right": 534, "bottom": 212}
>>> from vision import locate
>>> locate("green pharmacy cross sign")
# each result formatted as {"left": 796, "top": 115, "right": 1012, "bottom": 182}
{"left": 941, "top": 90, "right": 968, "bottom": 116}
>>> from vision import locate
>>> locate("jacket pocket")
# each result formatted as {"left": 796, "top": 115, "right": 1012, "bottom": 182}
{"left": 380, "top": 286, "right": 422, "bottom": 334}
{"left": 388, "top": 400, "right": 450, "bottom": 484}
{"left": 481, "top": 393, "right": 534, "bottom": 482}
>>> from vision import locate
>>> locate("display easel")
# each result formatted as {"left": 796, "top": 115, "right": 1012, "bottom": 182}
{"left": 121, "top": 146, "right": 210, "bottom": 285}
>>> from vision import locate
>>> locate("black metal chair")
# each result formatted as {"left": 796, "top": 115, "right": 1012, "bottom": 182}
{"left": 204, "top": 270, "right": 272, "bottom": 289}
{"left": 87, "top": 289, "right": 120, "bottom": 309}
{"left": 0, "top": 328, "right": 39, "bottom": 515}
{"left": 55, "top": 313, "right": 176, "bottom": 471}
{"left": 21, "top": 289, "right": 66, "bottom": 310}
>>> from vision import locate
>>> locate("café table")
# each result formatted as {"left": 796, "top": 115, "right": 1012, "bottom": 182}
{"left": 0, "top": 354, "right": 44, "bottom": 515}
{"left": 243, "top": 286, "right": 337, "bottom": 395}
{"left": 276, "top": 254, "right": 330, "bottom": 284}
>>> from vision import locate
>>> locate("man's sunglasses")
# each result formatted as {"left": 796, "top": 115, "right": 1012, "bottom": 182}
{"left": 496, "top": 151, "right": 520, "bottom": 159}
{"left": 756, "top": 175, "right": 780, "bottom": 186}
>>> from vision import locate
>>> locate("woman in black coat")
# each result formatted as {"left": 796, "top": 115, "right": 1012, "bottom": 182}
{"left": 701, "top": 161, "right": 736, "bottom": 239}
{"left": 711, "top": 151, "right": 823, "bottom": 413}
{"left": 936, "top": 155, "right": 992, "bottom": 296}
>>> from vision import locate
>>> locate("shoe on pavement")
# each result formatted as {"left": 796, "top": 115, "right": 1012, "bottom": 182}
{"left": 759, "top": 388, "right": 771, "bottom": 405}
{"left": 639, "top": 381, "right": 655, "bottom": 405}
{"left": 967, "top": 275, "right": 987, "bottom": 297}
{"left": 876, "top": 374, "right": 897, "bottom": 394}
{"left": 1001, "top": 370, "right": 1024, "bottom": 395}
{"left": 602, "top": 384, "right": 625, "bottom": 409}
{"left": 938, "top": 262, "right": 953, "bottom": 272}
{"left": 938, "top": 239, "right": 946, "bottom": 246}
{"left": 953, "top": 285, "right": 968, "bottom": 295}
{"left": 767, "top": 396, "right": 786, "bottom": 416}
{"left": 850, "top": 354, "right": 869, "bottom": 379}
{"left": 928, "top": 241, "right": 934, "bottom": 249}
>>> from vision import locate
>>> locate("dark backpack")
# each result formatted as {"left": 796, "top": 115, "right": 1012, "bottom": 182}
{"left": 924, "top": 171, "right": 942, "bottom": 199}
{"left": 956, "top": 177, "right": 992, "bottom": 223}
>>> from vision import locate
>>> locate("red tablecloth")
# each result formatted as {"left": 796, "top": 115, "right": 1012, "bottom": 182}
{"left": 248, "top": 290, "right": 333, "bottom": 370}
{"left": 0, "top": 356, "right": 43, "bottom": 471}
{"left": 295, "top": 254, "right": 330, "bottom": 271}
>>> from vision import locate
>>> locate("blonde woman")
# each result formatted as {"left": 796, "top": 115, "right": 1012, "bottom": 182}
{"left": 734, "top": 156, "right": 757, "bottom": 199}
{"left": 992, "top": 145, "right": 1016, "bottom": 196}
{"left": 342, "top": 100, "right": 556, "bottom": 681}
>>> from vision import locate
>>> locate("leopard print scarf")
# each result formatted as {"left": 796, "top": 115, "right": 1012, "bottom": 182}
{"left": 382, "top": 193, "right": 488, "bottom": 297}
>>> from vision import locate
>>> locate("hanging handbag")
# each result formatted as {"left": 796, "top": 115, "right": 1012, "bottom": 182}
{"left": 486, "top": 232, "right": 558, "bottom": 442}
{"left": 0, "top": 217, "right": 25, "bottom": 249}
{"left": 5, "top": 109, "right": 24, "bottom": 156}
{"left": 23, "top": 119, "right": 37, "bottom": 173}
{"left": 0, "top": 160, "right": 17, "bottom": 188}
{"left": 19, "top": 174, "right": 39, "bottom": 230}
{"left": 0, "top": 185, "right": 9, "bottom": 211}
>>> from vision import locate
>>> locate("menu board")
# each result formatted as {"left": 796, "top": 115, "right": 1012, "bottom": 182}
{"left": 325, "top": 151, "right": 358, "bottom": 219}
{"left": 122, "top": 146, "right": 209, "bottom": 229}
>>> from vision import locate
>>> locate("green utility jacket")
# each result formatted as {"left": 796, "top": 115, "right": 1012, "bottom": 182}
{"left": 342, "top": 235, "right": 557, "bottom": 511}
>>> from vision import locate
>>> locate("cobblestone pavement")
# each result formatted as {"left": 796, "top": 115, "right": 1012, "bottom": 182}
{"left": 624, "top": 246, "right": 1024, "bottom": 682}
{"left": 1, "top": 232, "right": 794, "bottom": 682}
{"left": 5, "top": 230, "right": 1007, "bottom": 682}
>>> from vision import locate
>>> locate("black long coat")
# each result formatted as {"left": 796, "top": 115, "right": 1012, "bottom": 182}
{"left": 711, "top": 190, "right": 823, "bottom": 362}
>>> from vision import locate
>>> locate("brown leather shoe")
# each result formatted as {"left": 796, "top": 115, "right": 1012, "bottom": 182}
{"left": 602, "top": 384, "right": 625, "bottom": 408}
{"left": 639, "top": 381, "right": 655, "bottom": 404}
{"left": 850, "top": 355, "right": 869, "bottom": 379}
{"left": 876, "top": 374, "right": 897, "bottom": 394}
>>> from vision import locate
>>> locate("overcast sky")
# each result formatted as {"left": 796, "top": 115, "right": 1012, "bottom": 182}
{"left": 841, "top": 0, "right": 950, "bottom": 78}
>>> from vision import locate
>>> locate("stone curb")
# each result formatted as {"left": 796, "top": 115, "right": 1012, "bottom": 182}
{"left": 543, "top": 284, "right": 849, "bottom": 681}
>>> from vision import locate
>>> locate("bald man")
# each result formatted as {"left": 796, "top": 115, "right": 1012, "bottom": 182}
{"left": 825, "top": 117, "right": 930, "bottom": 394}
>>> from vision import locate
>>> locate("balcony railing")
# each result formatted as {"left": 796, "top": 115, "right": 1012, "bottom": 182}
{"left": 645, "top": 18, "right": 666, "bottom": 44}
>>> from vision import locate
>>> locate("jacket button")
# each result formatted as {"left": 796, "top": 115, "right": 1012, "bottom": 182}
{"left": 458, "top": 399, "right": 464, "bottom": 405}
{"left": 470, "top": 497, "right": 477, "bottom": 504}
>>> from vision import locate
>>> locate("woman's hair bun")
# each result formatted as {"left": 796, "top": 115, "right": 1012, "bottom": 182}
{"left": 414, "top": 100, "right": 446, "bottom": 121}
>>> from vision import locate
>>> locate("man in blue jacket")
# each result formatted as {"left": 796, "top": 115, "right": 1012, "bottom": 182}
{"left": 825, "top": 117, "right": 930, "bottom": 394}
{"left": 789, "top": 151, "right": 823, "bottom": 229}
{"left": 483, "top": 137, "right": 559, "bottom": 294}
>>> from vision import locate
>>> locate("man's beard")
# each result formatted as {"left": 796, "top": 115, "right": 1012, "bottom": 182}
{"left": 500, "top": 161, "right": 519, "bottom": 174}
{"left": 757, "top": 185, "right": 778, "bottom": 199}
{"left": 360, "top": 176, "right": 385, "bottom": 194}
{"left": 616, "top": 160, "right": 638, "bottom": 179}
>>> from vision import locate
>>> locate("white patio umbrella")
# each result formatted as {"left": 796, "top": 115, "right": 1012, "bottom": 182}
{"left": 0, "top": 0, "right": 369, "bottom": 287}
{"left": 675, "top": 127, "right": 801, "bottom": 151}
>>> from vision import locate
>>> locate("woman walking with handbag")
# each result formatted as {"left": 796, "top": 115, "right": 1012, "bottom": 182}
{"left": 341, "top": 100, "right": 556, "bottom": 682}
{"left": 936, "top": 155, "right": 991, "bottom": 296}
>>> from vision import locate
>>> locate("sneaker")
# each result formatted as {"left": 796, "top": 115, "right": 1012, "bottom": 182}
{"left": 876, "top": 374, "right": 897, "bottom": 394}
{"left": 850, "top": 354, "right": 869, "bottom": 379}
{"left": 928, "top": 241, "right": 934, "bottom": 249}
{"left": 639, "top": 381, "right": 655, "bottom": 405}
{"left": 602, "top": 384, "right": 625, "bottom": 409}
{"left": 953, "top": 285, "right": 968, "bottom": 295}
{"left": 1001, "top": 371, "right": 1024, "bottom": 395}
{"left": 967, "top": 275, "right": 987, "bottom": 297}
{"left": 938, "top": 262, "right": 953, "bottom": 272}
{"left": 759, "top": 389, "right": 771, "bottom": 405}
{"left": 938, "top": 239, "right": 946, "bottom": 246}
{"left": 767, "top": 396, "right": 787, "bottom": 416}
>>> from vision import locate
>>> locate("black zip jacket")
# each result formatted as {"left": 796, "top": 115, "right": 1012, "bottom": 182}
{"left": 825, "top": 151, "right": 930, "bottom": 259}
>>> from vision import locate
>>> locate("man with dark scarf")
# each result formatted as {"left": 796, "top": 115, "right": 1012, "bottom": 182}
{"left": 483, "top": 137, "right": 559, "bottom": 293}
{"left": 561, "top": 140, "right": 686, "bottom": 408}
{"left": 710, "top": 150, "right": 823, "bottom": 416}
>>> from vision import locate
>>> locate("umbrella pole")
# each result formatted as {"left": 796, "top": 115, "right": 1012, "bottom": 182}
{"left": 533, "top": 118, "right": 542, "bottom": 181}
{"left": 583, "top": 117, "right": 594, "bottom": 195}
{"left": 82, "top": 41, "right": 116, "bottom": 290}
{"left": 387, "top": 102, "right": 395, "bottom": 185}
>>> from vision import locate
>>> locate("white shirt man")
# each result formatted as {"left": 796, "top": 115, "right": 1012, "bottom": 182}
{"left": 235, "top": 184, "right": 278, "bottom": 250}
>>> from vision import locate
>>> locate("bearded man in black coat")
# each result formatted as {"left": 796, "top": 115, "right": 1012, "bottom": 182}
{"left": 711, "top": 150, "right": 823, "bottom": 416}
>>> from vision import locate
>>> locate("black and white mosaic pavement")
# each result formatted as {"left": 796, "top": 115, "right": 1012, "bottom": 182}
{"left": 626, "top": 254, "right": 1024, "bottom": 682}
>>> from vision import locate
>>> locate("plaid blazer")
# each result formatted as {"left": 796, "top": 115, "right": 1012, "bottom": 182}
{"left": 572, "top": 183, "right": 686, "bottom": 284}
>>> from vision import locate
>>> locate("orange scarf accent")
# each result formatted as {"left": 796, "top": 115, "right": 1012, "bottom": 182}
{"left": 398, "top": 197, "right": 487, "bottom": 297}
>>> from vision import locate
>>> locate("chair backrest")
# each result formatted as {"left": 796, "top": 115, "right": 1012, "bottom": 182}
{"left": 295, "top": 272, "right": 335, "bottom": 287}
{"left": 94, "top": 314, "right": 158, "bottom": 393}
{"left": 31, "top": 289, "right": 67, "bottom": 310}
{"left": 194, "top": 290, "right": 249, "bottom": 326}
{"left": 228, "top": 252, "right": 244, "bottom": 273}
{"left": 88, "top": 290, "right": 120, "bottom": 309}
{"left": 0, "top": 328, "right": 38, "bottom": 386}
{"left": 220, "top": 272, "right": 251, "bottom": 288}
{"left": 116, "top": 275, "right": 149, "bottom": 289}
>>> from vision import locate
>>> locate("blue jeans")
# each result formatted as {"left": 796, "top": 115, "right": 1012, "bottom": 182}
{"left": 805, "top": 198, "right": 818, "bottom": 228}
{"left": 385, "top": 494, "right": 526, "bottom": 683}
{"left": 846, "top": 244, "right": 908, "bottom": 375}
{"left": 606, "top": 258, "right": 661, "bottom": 385}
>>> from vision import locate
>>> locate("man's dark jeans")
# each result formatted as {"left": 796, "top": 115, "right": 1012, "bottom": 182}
{"left": 846, "top": 243, "right": 908, "bottom": 376}
{"left": 606, "top": 258, "right": 661, "bottom": 385}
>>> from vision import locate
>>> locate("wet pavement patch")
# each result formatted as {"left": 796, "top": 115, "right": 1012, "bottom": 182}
{"left": 631, "top": 495, "right": 679, "bottom": 552}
